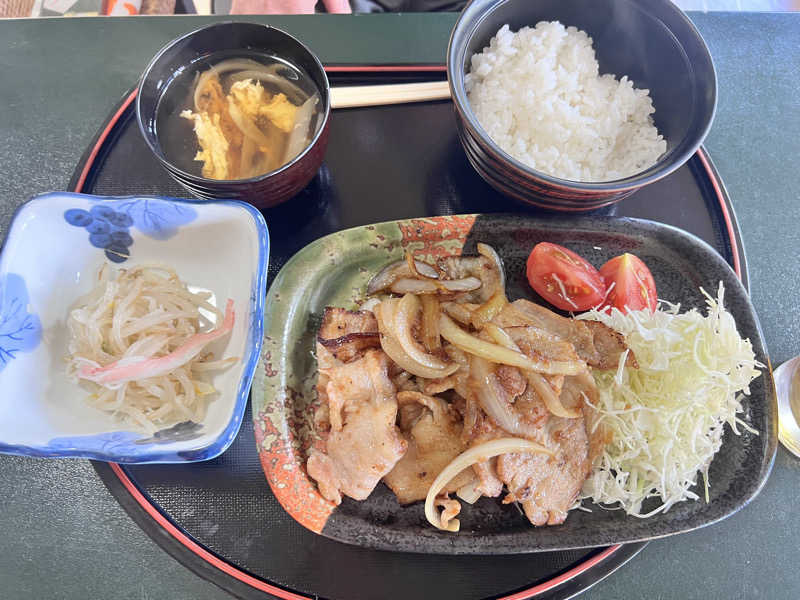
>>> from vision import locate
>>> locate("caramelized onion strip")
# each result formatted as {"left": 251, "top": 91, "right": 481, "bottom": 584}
{"left": 374, "top": 303, "right": 458, "bottom": 379}
{"left": 425, "top": 438, "right": 552, "bottom": 531}
{"left": 470, "top": 288, "right": 508, "bottom": 329}
{"left": 420, "top": 295, "right": 441, "bottom": 352}
{"left": 392, "top": 295, "right": 452, "bottom": 370}
{"left": 439, "top": 313, "right": 584, "bottom": 376}
{"left": 366, "top": 259, "right": 439, "bottom": 295}
{"left": 526, "top": 371, "right": 581, "bottom": 419}
{"left": 441, "top": 302, "right": 474, "bottom": 325}
{"left": 390, "top": 277, "right": 481, "bottom": 295}
{"left": 471, "top": 356, "right": 540, "bottom": 436}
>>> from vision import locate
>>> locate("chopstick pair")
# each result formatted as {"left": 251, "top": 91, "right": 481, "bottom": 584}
{"left": 329, "top": 81, "right": 451, "bottom": 109}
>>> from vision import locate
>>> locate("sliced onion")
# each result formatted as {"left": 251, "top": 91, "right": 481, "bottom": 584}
{"left": 359, "top": 297, "right": 380, "bottom": 312}
{"left": 471, "top": 355, "right": 538, "bottom": 436}
{"left": 456, "top": 478, "right": 482, "bottom": 504}
{"left": 420, "top": 294, "right": 441, "bottom": 352}
{"left": 441, "top": 302, "right": 474, "bottom": 325}
{"left": 240, "top": 137, "right": 256, "bottom": 178}
{"left": 392, "top": 295, "right": 452, "bottom": 370}
{"left": 414, "top": 261, "right": 440, "bottom": 278}
{"left": 284, "top": 92, "right": 319, "bottom": 164}
{"left": 380, "top": 334, "right": 458, "bottom": 379}
{"left": 406, "top": 252, "right": 430, "bottom": 280}
{"left": 477, "top": 242, "right": 506, "bottom": 291}
{"left": 391, "top": 277, "right": 481, "bottom": 295}
{"left": 526, "top": 371, "right": 580, "bottom": 419}
{"left": 374, "top": 303, "right": 458, "bottom": 379}
{"left": 251, "top": 152, "right": 274, "bottom": 179}
{"left": 440, "top": 277, "right": 482, "bottom": 291}
{"left": 444, "top": 344, "right": 469, "bottom": 368}
{"left": 236, "top": 61, "right": 283, "bottom": 76}
{"left": 439, "top": 313, "right": 584, "bottom": 376}
{"left": 204, "top": 59, "right": 264, "bottom": 73}
{"left": 193, "top": 67, "right": 220, "bottom": 111}
{"left": 193, "top": 59, "right": 265, "bottom": 110}
{"left": 470, "top": 288, "right": 508, "bottom": 329}
{"left": 366, "top": 259, "right": 439, "bottom": 295}
{"left": 484, "top": 323, "right": 517, "bottom": 349}
{"left": 425, "top": 438, "right": 552, "bottom": 531}
{"left": 390, "top": 278, "right": 439, "bottom": 294}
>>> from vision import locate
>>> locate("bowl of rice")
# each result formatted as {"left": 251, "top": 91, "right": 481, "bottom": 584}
{"left": 447, "top": 0, "right": 717, "bottom": 211}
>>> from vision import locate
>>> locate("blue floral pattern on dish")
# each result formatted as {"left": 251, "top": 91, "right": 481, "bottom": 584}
{"left": 107, "top": 198, "right": 198, "bottom": 240}
{"left": 64, "top": 198, "right": 198, "bottom": 263}
{"left": 0, "top": 273, "right": 42, "bottom": 371}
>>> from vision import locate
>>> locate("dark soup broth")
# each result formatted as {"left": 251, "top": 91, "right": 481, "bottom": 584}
{"left": 156, "top": 51, "right": 322, "bottom": 180}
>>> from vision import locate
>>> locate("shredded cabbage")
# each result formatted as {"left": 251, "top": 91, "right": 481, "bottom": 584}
{"left": 576, "top": 283, "right": 762, "bottom": 517}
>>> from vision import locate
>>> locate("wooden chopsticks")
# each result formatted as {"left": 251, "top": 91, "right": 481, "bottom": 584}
{"left": 329, "top": 81, "right": 451, "bottom": 109}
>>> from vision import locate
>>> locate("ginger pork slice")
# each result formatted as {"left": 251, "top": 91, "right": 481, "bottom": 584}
{"left": 316, "top": 307, "right": 380, "bottom": 364}
{"left": 383, "top": 392, "right": 473, "bottom": 505}
{"left": 493, "top": 299, "right": 637, "bottom": 370}
{"left": 307, "top": 307, "right": 406, "bottom": 505}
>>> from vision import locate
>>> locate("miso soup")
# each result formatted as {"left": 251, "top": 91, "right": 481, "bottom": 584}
{"left": 156, "top": 51, "right": 322, "bottom": 180}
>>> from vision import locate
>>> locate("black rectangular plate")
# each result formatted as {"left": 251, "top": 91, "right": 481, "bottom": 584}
{"left": 261, "top": 213, "right": 777, "bottom": 554}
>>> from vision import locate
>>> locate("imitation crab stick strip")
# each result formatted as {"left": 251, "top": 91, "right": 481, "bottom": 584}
{"left": 78, "top": 299, "right": 235, "bottom": 386}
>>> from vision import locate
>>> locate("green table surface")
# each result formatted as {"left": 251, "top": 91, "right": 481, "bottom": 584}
{"left": 1, "top": 12, "right": 798, "bottom": 600}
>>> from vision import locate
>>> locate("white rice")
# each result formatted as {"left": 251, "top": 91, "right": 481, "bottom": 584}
{"left": 465, "top": 22, "right": 666, "bottom": 182}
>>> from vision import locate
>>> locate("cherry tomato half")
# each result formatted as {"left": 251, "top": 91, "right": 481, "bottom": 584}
{"left": 526, "top": 242, "right": 606, "bottom": 311}
{"left": 599, "top": 253, "right": 657, "bottom": 313}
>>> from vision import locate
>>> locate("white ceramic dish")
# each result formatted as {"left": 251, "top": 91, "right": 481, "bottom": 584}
{"left": 0, "top": 192, "right": 269, "bottom": 463}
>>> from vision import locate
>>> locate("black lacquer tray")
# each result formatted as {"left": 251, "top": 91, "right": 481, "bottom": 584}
{"left": 72, "top": 67, "right": 747, "bottom": 600}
